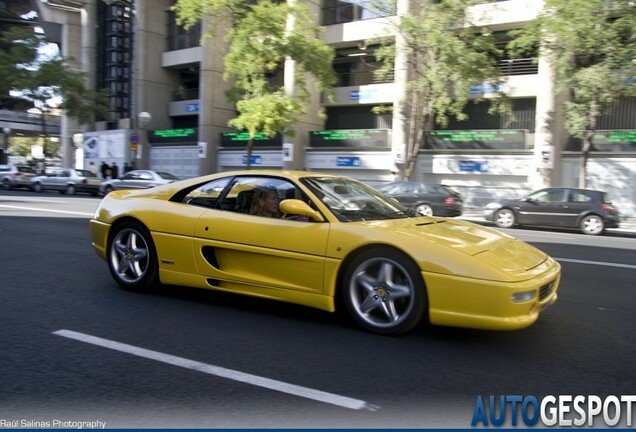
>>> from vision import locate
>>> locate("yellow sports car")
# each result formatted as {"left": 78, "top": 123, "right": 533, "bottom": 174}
{"left": 90, "top": 170, "right": 560, "bottom": 335}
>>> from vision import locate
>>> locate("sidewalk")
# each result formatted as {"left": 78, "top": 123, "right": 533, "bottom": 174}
{"left": 458, "top": 209, "right": 636, "bottom": 236}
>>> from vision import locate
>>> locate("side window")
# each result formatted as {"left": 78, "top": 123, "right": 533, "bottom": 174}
{"left": 569, "top": 192, "right": 592, "bottom": 203}
{"left": 140, "top": 172, "right": 153, "bottom": 181}
{"left": 183, "top": 178, "right": 231, "bottom": 208}
{"left": 225, "top": 176, "right": 308, "bottom": 220}
{"left": 532, "top": 189, "right": 566, "bottom": 203}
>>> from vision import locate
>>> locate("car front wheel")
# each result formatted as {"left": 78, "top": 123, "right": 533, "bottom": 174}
{"left": 342, "top": 247, "right": 426, "bottom": 335}
{"left": 1, "top": 179, "right": 11, "bottom": 190}
{"left": 494, "top": 208, "right": 516, "bottom": 228}
{"left": 32, "top": 182, "right": 42, "bottom": 193}
{"left": 580, "top": 214, "right": 605, "bottom": 235}
{"left": 107, "top": 221, "right": 159, "bottom": 291}
{"left": 66, "top": 184, "right": 76, "bottom": 195}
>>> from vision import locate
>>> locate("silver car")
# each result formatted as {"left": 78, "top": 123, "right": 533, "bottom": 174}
{"left": 0, "top": 164, "right": 38, "bottom": 190}
{"left": 100, "top": 169, "right": 180, "bottom": 194}
{"left": 31, "top": 168, "right": 103, "bottom": 195}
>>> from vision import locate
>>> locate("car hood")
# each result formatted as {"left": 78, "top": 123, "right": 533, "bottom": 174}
{"left": 364, "top": 217, "right": 548, "bottom": 277}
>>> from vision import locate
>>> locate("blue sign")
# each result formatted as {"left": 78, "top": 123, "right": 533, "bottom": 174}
{"left": 459, "top": 160, "right": 489, "bottom": 172}
{"left": 129, "top": 132, "right": 139, "bottom": 144}
{"left": 242, "top": 155, "right": 262, "bottom": 165}
{"left": 349, "top": 90, "right": 377, "bottom": 101}
{"left": 186, "top": 103, "right": 200, "bottom": 113}
{"left": 336, "top": 156, "right": 361, "bottom": 167}
{"left": 469, "top": 83, "right": 506, "bottom": 95}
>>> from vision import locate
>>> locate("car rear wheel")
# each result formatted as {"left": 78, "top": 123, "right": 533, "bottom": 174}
{"left": 1, "top": 179, "right": 10, "bottom": 190}
{"left": 32, "top": 182, "right": 42, "bottom": 193}
{"left": 342, "top": 247, "right": 426, "bottom": 335}
{"left": 415, "top": 204, "right": 434, "bottom": 216}
{"left": 107, "top": 221, "right": 159, "bottom": 291}
{"left": 66, "top": 184, "right": 76, "bottom": 195}
{"left": 580, "top": 214, "right": 605, "bottom": 235}
{"left": 104, "top": 185, "right": 114, "bottom": 194}
{"left": 494, "top": 208, "right": 516, "bottom": 228}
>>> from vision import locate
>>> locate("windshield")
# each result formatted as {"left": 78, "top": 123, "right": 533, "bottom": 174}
{"left": 301, "top": 176, "right": 412, "bottom": 222}
{"left": 157, "top": 172, "right": 180, "bottom": 180}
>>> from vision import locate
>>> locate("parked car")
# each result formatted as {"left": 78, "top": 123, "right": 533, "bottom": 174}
{"left": 31, "top": 168, "right": 103, "bottom": 196}
{"left": 90, "top": 170, "right": 560, "bottom": 335}
{"left": 0, "top": 164, "right": 38, "bottom": 190}
{"left": 376, "top": 181, "right": 463, "bottom": 217}
{"left": 100, "top": 169, "right": 180, "bottom": 194}
{"left": 484, "top": 187, "right": 620, "bottom": 235}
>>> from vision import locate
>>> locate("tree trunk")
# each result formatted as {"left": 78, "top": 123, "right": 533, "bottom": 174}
{"left": 578, "top": 129, "right": 593, "bottom": 189}
{"left": 246, "top": 138, "right": 253, "bottom": 170}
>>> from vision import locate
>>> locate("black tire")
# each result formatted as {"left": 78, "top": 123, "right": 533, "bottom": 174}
{"left": 494, "top": 208, "right": 516, "bottom": 228}
{"left": 66, "top": 184, "right": 76, "bottom": 195}
{"left": 342, "top": 247, "right": 427, "bottom": 335}
{"left": 107, "top": 221, "right": 159, "bottom": 291}
{"left": 32, "top": 182, "right": 43, "bottom": 193}
{"left": 1, "top": 179, "right": 11, "bottom": 190}
{"left": 104, "top": 185, "right": 114, "bottom": 194}
{"left": 580, "top": 214, "right": 605, "bottom": 235}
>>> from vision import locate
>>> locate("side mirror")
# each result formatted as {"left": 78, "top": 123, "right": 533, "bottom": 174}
{"left": 279, "top": 199, "right": 325, "bottom": 222}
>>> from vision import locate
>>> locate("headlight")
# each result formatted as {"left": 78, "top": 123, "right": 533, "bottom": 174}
{"left": 511, "top": 290, "right": 536, "bottom": 303}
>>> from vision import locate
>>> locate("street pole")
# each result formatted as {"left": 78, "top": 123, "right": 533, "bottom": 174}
{"left": 1, "top": 127, "right": 10, "bottom": 164}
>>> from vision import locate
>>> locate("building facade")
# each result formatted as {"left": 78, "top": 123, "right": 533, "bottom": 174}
{"left": 36, "top": 0, "right": 636, "bottom": 215}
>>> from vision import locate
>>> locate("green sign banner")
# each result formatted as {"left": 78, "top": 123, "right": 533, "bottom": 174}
{"left": 220, "top": 132, "right": 282, "bottom": 148}
{"left": 591, "top": 130, "right": 636, "bottom": 151}
{"left": 309, "top": 129, "right": 389, "bottom": 148}
{"left": 425, "top": 130, "right": 527, "bottom": 150}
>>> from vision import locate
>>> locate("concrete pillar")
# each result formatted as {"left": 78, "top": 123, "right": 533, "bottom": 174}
{"left": 55, "top": 7, "right": 82, "bottom": 168}
{"left": 390, "top": 0, "right": 410, "bottom": 179}
{"left": 286, "top": 0, "right": 324, "bottom": 171}
{"left": 531, "top": 50, "right": 566, "bottom": 189}
{"left": 198, "top": 20, "right": 234, "bottom": 175}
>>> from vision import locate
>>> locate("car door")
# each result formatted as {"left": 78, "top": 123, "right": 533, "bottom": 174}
{"left": 45, "top": 169, "right": 66, "bottom": 191}
{"left": 135, "top": 171, "right": 156, "bottom": 188}
{"left": 516, "top": 188, "right": 569, "bottom": 226}
{"left": 387, "top": 182, "right": 419, "bottom": 208}
{"left": 190, "top": 176, "right": 330, "bottom": 294}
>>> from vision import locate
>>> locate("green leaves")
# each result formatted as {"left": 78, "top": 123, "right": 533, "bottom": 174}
{"left": 175, "top": 0, "right": 336, "bottom": 143}
{"left": 516, "top": 0, "right": 636, "bottom": 137}
{"left": 0, "top": 26, "right": 109, "bottom": 125}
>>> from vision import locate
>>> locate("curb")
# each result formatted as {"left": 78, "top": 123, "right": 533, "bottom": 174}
{"left": 458, "top": 212, "right": 636, "bottom": 235}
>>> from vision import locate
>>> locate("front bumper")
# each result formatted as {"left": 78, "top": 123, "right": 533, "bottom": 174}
{"left": 424, "top": 259, "right": 561, "bottom": 330}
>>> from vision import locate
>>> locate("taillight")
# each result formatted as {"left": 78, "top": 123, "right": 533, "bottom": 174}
{"left": 600, "top": 203, "right": 615, "bottom": 213}
{"left": 14, "top": 173, "right": 22, "bottom": 177}
{"left": 444, "top": 196, "right": 455, "bottom": 206}
{"left": 82, "top": 179, "right": 87, "bottom": 184}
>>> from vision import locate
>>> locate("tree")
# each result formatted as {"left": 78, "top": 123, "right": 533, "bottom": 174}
{"left": 509, "top": 0, "right": 636, "bottom": 188}
{"left": 173, "top": 0, "right": 336, "bottom": 168}
{"left": 372, "top": 0, "right": 508, "bottom": 180}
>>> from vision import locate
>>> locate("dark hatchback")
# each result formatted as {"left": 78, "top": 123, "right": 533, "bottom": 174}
{"left": 484, "top": 187, "right": 620, "bottom": 235}
{"left": 376, "top": 181, "right": 463, "bottom": 217}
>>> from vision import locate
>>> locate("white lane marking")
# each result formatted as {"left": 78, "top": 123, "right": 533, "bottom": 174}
{"left": 0, "top": 204, "right": 93, "bottom": 217}
{"left": 556, "top": 257, "right": 636, "bottom": 270}
{"left": 53, "top": 329, "right": 377, "bottom": 411}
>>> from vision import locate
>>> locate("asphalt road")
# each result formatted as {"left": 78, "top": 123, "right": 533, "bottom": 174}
{"left": 1, "top": 190, "right": 635, "bottom": 428}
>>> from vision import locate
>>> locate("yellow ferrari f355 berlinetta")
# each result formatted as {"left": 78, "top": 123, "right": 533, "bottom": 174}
{"left": 90, "top": 170, "right": 560, "bottom": 335}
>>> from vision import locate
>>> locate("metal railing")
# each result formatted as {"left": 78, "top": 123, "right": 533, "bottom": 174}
{"left": 497, "top": 58, "right": 538, "bottom": 75}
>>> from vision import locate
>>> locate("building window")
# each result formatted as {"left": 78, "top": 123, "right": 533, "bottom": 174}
{"left": 321, "top": 0, "right": 396, "bottom": 25}
{"left": 166, "top": 10, "right": 201, "bottom": 51}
